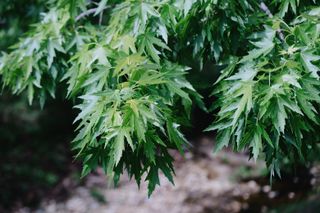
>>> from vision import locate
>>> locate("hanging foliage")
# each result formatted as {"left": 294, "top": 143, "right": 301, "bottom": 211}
{"left": 1, "top": 0, "right": 320, "bottom": 195}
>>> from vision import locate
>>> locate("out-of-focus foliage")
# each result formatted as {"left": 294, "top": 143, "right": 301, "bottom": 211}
{"left": 0, "top": 0, "right": 46, "bottom": 50}
{"left": 0, "top": 0, "right": 320, "bottom": 195}
{"left": 0, "top": 93, "right": 75, "bottom": 209}
{"left": 0, "top": 1, "right": 74, "bottom": 210}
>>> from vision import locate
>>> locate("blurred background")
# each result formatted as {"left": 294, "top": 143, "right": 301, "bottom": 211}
{"left": 1, "top": 1, "right": 320, "bottom": 213}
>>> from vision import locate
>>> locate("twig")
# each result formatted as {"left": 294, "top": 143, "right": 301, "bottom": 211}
{"left": 260, "top": 2, "right": 285, "bottom": 41}
{"left": 76, "top": 8, "right": 97, "bottom": 21}
{"left": 75, "top": 6, "right": 109, "bottom": 22}
{"left": 260, "top": 2, "right": 273, "bottom": 18}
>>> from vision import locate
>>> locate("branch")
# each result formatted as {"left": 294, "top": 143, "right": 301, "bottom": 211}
{"left": 260, "top": 2, "right": 285, "bottom": 41}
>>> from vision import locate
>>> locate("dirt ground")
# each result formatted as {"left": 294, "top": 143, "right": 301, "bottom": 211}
{"left": 15, "top": 138, "right": 319, "bottom": 213}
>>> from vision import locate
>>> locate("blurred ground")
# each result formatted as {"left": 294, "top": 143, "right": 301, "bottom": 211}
{"left": 15, "top": 139, "right": 320, "bottom": 213}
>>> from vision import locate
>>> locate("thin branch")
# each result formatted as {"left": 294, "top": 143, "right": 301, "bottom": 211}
{"left": 75, "top": 6, "right": 109, "bottom": 22}
{"left": 260, "top": 2, "right": 285, "bottom": 41}
{"left": 260, "top": 2, "right": 273, "bottom": 18}
{"left": 76, "top": 8, "right": 97, "bottom": 21}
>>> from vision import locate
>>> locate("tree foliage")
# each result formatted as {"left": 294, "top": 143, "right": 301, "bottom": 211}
{"left": 1, "top": 0, "right": 320, "bottom": 195}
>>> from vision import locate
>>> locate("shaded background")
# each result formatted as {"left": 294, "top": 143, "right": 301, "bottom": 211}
{"left": 1, "top": 1, "right": 320, "bottom": 213}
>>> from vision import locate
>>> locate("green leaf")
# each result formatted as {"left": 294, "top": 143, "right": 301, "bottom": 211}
{"left": 146, "top": 166, "right": 160, "bottom": 197}
{"left": 113, "top": 129, "right": 125, "bottom": 166}
{"left": 139, "top": 33, "right": 170, "bottom": 63}
{"left": 251, "top": 130, "right": 262, "bottom": 161}
{"left": 27, "top": 82, "right": 34, "bottom": 105}
{"left": 214, "top": 129, "right": 231, "bottom": 153}
{"left": 144, "top": 141, "right": 156, "bottom": 164}
{"left": 300, "top": 51, "right": 320, "bottom": 79}
{"left": 240, "top": 26, "right": 276, "bottom": 63}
